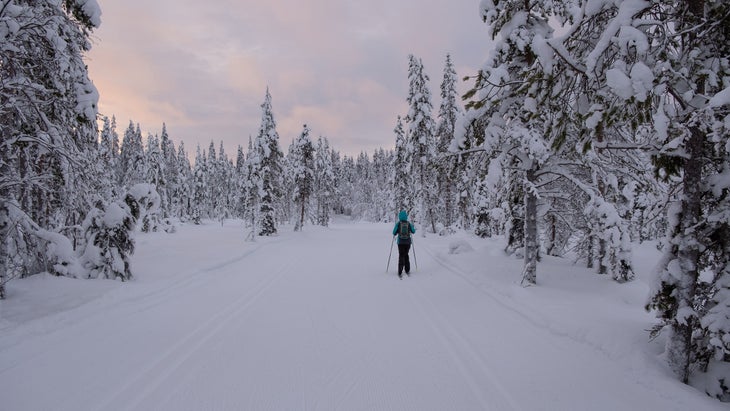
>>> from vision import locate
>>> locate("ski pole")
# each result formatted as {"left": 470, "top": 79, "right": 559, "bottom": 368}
{"left": 411, "top": 237, "right": 418, "bottom": 271}
{"left": 386, "top": 235, "right": 395, "bottom": 273}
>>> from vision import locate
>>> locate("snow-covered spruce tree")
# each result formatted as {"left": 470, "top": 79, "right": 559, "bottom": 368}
{"left": 280, "top": 150, "right": 294, "bottom": 224}
{"left": 176, "top": 142, "right": 193, "bottom": 220}
{"left": 0, "top": 0, "right": 102, "bottom": 295}
{"left": 80, "top": 199, "right": 136, "bottom": 281}
{"left": 338, "top": 155, "right": 355, "bottom": 216}
{"left": 435, "top": 53, "right": 463, "bottom": 230}
{"left": 128, "top": 183, "right": 161, "bottom": 234}
{"left": 638, "top": 0, "right": 730, "bottom": 396}
{"left": 145, "top": 134, "right": 167, "bottom": 221}
{"left": 190, "top": 145, "right": 208, "bottom": 224}
{"left": 404, "top": 55, "right": 438, "bottom": 233}
{"left": 314, "top": 136, "right": 335, "bottom": 226}
{"left": 119, "top": 122, "right": 146, "bottom": 188}
{"left": 218, "top": 144, "right": 236, "bottom": 222}
{"left": 160, "top": 124, "right": 178, "bottom": 219}
{"left": 353, "top": 152, "right": 377, "bottom": 220}
{"left": 450, "top": 118, "right": 482, "bottom": 231}
{"left": 253, "top": 88, "right": 284, "bottom": 236}
{"left": 80, "top": 183, "right": 160, "bottom": 281}
{"left": 216, "top": 141, "right": 235, "bottom": 222}
{"left": 372, "top": 148, "right": 393, "bottom": 222}
{"left": 205, "top": 141, "right": 220, "bottom": 221}
{"left": 234, "top": 145, "right": 246, "bottom": 219}
{"left": 290, "top": 125, "right": 315, "bottom": 231}
{"left": 392, "top": 116, "right": 412, "bottom": 215}
{"left": 97, "top": 116, "right": 119, "bottom": 201}
{"left": 242, "top": 136, "right": 261, "bottom": 239}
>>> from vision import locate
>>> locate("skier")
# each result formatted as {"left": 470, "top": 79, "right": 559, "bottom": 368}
{"left": 392, "top": 210, "right": 416, "bottom": 279}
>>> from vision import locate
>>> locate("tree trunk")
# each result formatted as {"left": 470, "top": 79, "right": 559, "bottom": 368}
{"left": 546, "top": 213, "right": 556, "bottom": 256}
{"left": 667, "top": 125, "right": 704, "bottom": 383}
{"left": 522, "top": 165, "right": 538, "bottom": 286}
{"left": 586, "top": 234, "right": 594, "bottom": 269}
{"left": 598, "top": 236, "right": 608, "bottom": 275}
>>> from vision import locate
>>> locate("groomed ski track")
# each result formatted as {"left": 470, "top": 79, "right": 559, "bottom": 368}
{"left": 0, "top": 221, "right": 713, "bottom": 410}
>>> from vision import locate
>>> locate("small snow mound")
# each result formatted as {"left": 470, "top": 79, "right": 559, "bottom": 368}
{"left": 448, "top": 239, "right": 474, "bottom": 255}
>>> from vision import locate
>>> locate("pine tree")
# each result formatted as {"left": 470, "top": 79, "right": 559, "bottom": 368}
{"left": 234, "top": 145, "right": 247, "bottom": 219}
{"left": 145, "top": 134, "right": 166, "bottom": 216}
{"left": 404, "top": 55, "right": 437, "bottom": 233}
{"left": 639, "top": 0, "right": 730, "bottom": 394}
{"left": 243, "top": 136, "right": 262, "bottom": 239}
{"left": 120, "top": 122, "right": 146, "bottom": 187}
{"left": 176, "top": 142, "right": 193, "bottom": 220}
{"left": 191, "top": 145, "right": 207, "bottom": 224}
{"left": 314, "top": 137, "right": 335, "bottom": 226}
{"left": 97, "top": 116, "right": 118, "bottom": 201}
{"left": 160, "top": 124, "right": 178, "bottom": 219}
{"left": 290, "top": 125, "right": 315, "bottom": 231}
{"left": 219, "top": 141, "right": 235, "bottom": 222}
{"left": 392, "top": 116, "right": 412, "bottom": 215}
{"left": 80, "top": 198, "right": 136, "bottom": 281}
{"left": 0, "top": 0, "right": 102, "bottom": 295}
{"left": 435, "top": 54, "right": 462, "bottom": 229}
{"left": 253, "top": 88, "right": 284, "bottom": 236}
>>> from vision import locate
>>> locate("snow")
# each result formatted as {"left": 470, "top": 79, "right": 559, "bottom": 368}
{"left": 0, "top": 220, "right": 726, "bottom": 410}
{"left": 606, "top": 66, "right": 634, "bottom": 100}
{"left": 75, "top": 0, "right": 102, "bottom": 28}
{"left": 710, "top": 87, "right": 730, "bottom": 108}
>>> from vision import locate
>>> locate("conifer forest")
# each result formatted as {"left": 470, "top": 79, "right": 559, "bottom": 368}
{"left": 1, "top": 0, "right": 729, "bottom": 402}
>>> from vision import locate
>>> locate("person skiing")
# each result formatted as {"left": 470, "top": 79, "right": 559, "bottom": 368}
{"left": 392, "top": 210, "right": 416, "bottom": 279}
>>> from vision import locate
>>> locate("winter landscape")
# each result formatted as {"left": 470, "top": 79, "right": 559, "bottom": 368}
{"left": 0, "top": 220, "right": 727, "bottom": 410}
{"left": 2, "top": 0, "right": 730, "bottom": 410}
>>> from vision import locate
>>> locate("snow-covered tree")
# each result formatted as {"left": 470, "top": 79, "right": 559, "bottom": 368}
{"left": 253, "top": 88, "right": 284, "bottom": 236}
{"left": 0, "top": 0, "right": 102, "bottom": 296}
{"left": 97, "top": 116, "right": 119, "bottom": 201}
{"left": 243, "top": 136, "right": 262, "bottom": 239}
{"left": 404, "top": 55, "right": 437, "bottom": 233}
{"left": 120, "top": 122, "right": 145, "bottom": 187}
{"left": 160, "top": 124, "right": 178, "bottom": 218}
{"left": 314, "top": 137, "right": 335, "bottom": 226}
{"left": 145, "top": 134, "right": 166, "bottom": 211}
{"left": 289, "top": 125, "right": 315, "bottom": 231}
{"left": 80, "top": 199, "right": 136, "bottom": 281}
{"left": 392, "top": 116, "right": 412, "bottom": 215}
{"left": 435, "top": 54, "right": 462, "bottom": 230}
{"left": 176, "top": 142, "right": 193, "bottom": 220}
{"left": 460, "top": 0, "right": 642, "bottom": 285}
{"left": 637, "top": 0, "right": 730, "bottom": 396}
{"left": 371, "top": 148, "right": 393, "bottom": 222}
{"left": 190, "top": 145, "right": 208, "bottom": 224}
{"left": 234, "top": 145, "right": 247, "bottom": 218}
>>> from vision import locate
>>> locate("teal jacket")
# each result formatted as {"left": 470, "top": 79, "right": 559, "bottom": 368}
{"left": 392, "top": 210, "right": 415, "bottom": 244}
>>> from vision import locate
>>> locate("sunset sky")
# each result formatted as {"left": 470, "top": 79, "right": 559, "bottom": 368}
{"left": 86, "top": 1, "right": 492, "bottom": 157}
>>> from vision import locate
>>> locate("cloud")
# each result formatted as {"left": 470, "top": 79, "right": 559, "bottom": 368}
{"left": 88, "top": 0, "right": 491, "bottom": 158}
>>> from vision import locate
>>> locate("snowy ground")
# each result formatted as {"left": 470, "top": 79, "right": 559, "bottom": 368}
{"left": 0, "top": 219, "right": 726, "bottom": 410}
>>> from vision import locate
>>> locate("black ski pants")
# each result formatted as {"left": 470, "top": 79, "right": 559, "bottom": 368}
{"left": 397, "top": 243, "right": 411, "bottom": 275}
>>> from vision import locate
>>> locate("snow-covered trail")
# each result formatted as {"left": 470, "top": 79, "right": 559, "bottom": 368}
{"left": 0, "top": 221, "right": 723, "bottom": 410}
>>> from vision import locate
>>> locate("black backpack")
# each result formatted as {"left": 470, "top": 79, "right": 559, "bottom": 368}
{"left": 398, "top": 220, "right": 411, "bottom": 243}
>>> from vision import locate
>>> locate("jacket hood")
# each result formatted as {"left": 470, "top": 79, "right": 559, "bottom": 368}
{"left": 398, "top": 210, "right": 408, "bottom": 221}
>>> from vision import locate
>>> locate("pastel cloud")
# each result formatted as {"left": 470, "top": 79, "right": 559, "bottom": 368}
{"left": 87, "top": 0, "right": 490, "bottom": 156}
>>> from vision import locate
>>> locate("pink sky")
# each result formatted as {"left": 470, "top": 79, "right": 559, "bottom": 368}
{"left": 86, "top": 1, "right": 491, "bottom": 157}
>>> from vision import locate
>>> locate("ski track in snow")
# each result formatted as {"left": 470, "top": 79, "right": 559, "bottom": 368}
{"left": 93, "top": 256, "right": 295, "bottom": 411}
{"left": 419, "top": 241, "right": 629, "bottom": 361}
{"left": 1, "top": 222, "right": 726, "bottom": 411}
{"left": 405, "top": 283, "right": 519, "bottom": 410}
